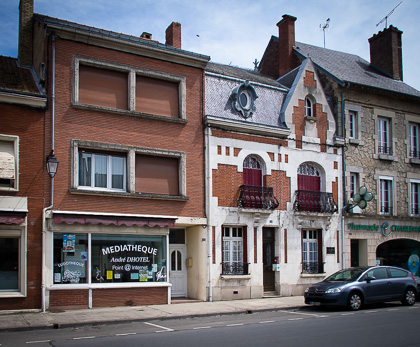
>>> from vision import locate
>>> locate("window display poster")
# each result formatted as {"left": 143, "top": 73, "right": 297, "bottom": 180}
{"left": 63, "top": 234, "right": 76, "bottom": 252}
{"left": 107, "top": 271, "right": 113, "bottom": 280}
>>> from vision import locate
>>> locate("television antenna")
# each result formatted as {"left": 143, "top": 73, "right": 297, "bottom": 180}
{"left": 376, "top": 1, "right": 402, "bottom": 28}
{"left": 320, "top": 18, "right": 330, "bottom": 48}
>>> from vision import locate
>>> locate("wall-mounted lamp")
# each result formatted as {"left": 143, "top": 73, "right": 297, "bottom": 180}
{"left": 46, "top": 150, "right": 59, "bottom": 178}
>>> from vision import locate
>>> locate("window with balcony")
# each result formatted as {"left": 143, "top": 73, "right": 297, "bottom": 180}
{"left": 302, "top": 229, "right": 323, "bottom": 274}
{"left": 0, "top": 135, "right": 18, "bottom": 191}
{"left": 411, "top": 180, "right": 420, "bottom": 216}
{"left": 222, "top": 226, "right": 248, "bottom": 275}
{"left": 379, "top": 177, "right": 393, "bottom": 215}
{"left": 237, "top": 156, "right": 279, "bottom": 210}
{"left": 378, "top": 117, "right": 392, "bottom": 155}
{"left": 294, "top": 163, "right": 337, "bottom": 213}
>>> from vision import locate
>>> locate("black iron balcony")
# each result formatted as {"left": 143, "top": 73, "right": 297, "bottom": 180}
{"left": 293, "top": 190, "right": 337, "bottom": 213}
{"left": 380, "top": 205, "right": 393, "bottom": 215}
{"left": 237, "top": 185, "right": 279, "bottom": 210}
{"left": 410, "top": 150, "right": 420, "bottom": 159}
{"left": 302, "top": 261, "right": 324, "bottom": 274}
{"left": 378, "top": 146, "right": 392, "bottom": 155}
{"left": 222, "top": 262, "right": 249, "bottom": 275}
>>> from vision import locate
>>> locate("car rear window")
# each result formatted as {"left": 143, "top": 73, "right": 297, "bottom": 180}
{"left": 389, "top": 268, "right": 408, "bottom": 278}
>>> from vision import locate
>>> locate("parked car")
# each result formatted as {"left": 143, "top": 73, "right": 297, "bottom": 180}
{"left": 304, "top": 266, "right": 417, "bottom": 310}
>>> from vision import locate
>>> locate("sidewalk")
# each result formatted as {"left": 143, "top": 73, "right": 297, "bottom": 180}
{"left": 0, "top": 296, "right": 304, "bottom": 332}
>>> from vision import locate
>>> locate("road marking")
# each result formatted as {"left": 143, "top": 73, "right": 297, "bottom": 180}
{"left": 259, "top": 320, "right": 275, "bottom": 324}
{"left": 227, "top": 323, "right": 244, "bottom": 327}
{"left": 73, "top": 336, "right": 96, "bottom": 340}
{"left": 144, "top": 322, "right": 174, "bottom": 332}
{"left": 340, "top": 313, "right": 355, "bottom": 316}
{"left": 279, "top": 310, "right": 326, "bottom": 318}
{"left": 288, "top": 318, "right": 303, "bottom": 321}
{"left": 116, "top": 333, "right": 137, "bottom": 336}
{"left": 387, "top": 309, "right": 399, "bottom": 311}
{"left": 26, "top": 341, "right": 51, "bottom": 344}
{"left": 193, "top": 326, "right": 212, "bottom": 330}
{"left": 364, "top": 311, "right": 378, "bottom": 313}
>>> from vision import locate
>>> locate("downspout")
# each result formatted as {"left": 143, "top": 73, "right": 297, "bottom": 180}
{"left": 340, "top": 82, "right": 350, "bottom": 270}
{"left": 42, "top": 33, "right": 56, "bottom": 312}
{"left": 205, "top": 122, "right": 212, "bottom": 302}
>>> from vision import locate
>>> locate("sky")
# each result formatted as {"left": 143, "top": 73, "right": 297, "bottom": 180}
{"left": 1, "top": 0, "right": 419, "bottom": 91}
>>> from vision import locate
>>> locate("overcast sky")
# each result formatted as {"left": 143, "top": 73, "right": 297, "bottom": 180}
{"left": 1, "top": 0, "right": 419, "bottom": 90}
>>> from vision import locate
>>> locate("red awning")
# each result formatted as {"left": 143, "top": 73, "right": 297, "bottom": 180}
{"left": 53, "top": 213, "right": 175, "bottom": 228}
{"left": 0, "top": 212, "right": 26, "bottom": 225}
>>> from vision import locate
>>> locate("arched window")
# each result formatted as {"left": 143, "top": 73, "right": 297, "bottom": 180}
{"left": 243, "top": 155, "right": 263, "bottom": 187}
{"left": 298, "top": 163, "right": 320, "bottom": 191}
{"left": 305, "top": 97, "right": 313, "bottom": 118}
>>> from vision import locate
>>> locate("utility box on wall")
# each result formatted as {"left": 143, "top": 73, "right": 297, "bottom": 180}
{"left": 272, "top": 264, "right": 280, "bottom": 271}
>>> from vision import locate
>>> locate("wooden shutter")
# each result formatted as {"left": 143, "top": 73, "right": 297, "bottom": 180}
{"left": 243, "top": 168, "right": 262, "bottom": 186}
{"left": 298, "top": 174, "right": 320, "bottom": 191}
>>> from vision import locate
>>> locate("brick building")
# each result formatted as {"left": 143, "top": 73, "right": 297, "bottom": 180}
{"left": 205, "top": 54, "right": 342, "bottom": 298}
{"left": 259, "top": 15, "right": 420, "bottom": 278}
{"left": 2, "top": 0, "right": 209, "bottom": 310}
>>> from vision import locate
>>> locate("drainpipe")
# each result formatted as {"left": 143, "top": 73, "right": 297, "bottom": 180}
{"left": 42, "top": 33, "right": 56, "bottom": 312}
{"left": 205, "top": 122, "right": 212, "bottom": 302}
{"left": 340, "top": 82, "right": 350, "bottom": 270}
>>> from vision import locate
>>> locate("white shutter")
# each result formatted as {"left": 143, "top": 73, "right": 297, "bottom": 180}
{"left": 0, "top": 141, "right": 15, "bottom": 179}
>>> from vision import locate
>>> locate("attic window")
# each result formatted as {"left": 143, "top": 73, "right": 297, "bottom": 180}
{"left": 230, "top": 81, "right": 258, "bottom": 119}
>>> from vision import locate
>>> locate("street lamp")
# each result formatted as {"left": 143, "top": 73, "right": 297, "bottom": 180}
{"left": 46, "top": 150, "right": 59, "bottom": 178}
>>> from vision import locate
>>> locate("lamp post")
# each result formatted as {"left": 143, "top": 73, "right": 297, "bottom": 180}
{"left": 46, "top": 150, "right": 59, "bottom": 178}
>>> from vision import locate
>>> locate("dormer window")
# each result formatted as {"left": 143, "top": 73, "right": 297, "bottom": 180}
{"left": 230, "top": 80, "right": 258, "bottom": 119}
{"left": 305, "top": 97, "right": 313, "bottom": 118}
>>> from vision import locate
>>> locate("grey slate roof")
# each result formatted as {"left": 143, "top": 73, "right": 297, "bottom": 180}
{"left": 293, "top": 41, "right": 420, "bottom": 98}
{"left": 206, "top": 62, "right": 280, "bottom": 87}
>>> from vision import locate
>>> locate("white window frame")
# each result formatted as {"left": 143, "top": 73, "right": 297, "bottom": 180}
{"left": 304, "top": 97, "right": 313, "bottom": 118}
{"left": 350, "top": 173, "right": 359, "bottom": 198}
{"left": 379, "top": 176, "right": 393, "bottom": 215}
{"left": 378, "top": 117, "right": 391, "bottom": 155}
{"left": 409, "top": 123, "right": 419, "bottom": 159}
{"left": 302, "top": 230, "right": 318, "bottom": 267}
{"left": 410, "top": 179, "right": 420, "bottom": 217}
{"left": 223, "top": 227, "right": 243, "bottom": 266}
{"left": 0, "top": 226, "right": 27, "bottom": 297}
{"left": 78, "top": 152, "right": 127, "bottom": 192}
{"left": 349, "top": 111, "right": 357, "bottom": 139}
{"left": 0, "top": 134, "right": 19, "bottom": 192}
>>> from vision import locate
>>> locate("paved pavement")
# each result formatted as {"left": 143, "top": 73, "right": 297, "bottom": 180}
{"left": 0, "top": 296, "right": 305, "bottom": 332}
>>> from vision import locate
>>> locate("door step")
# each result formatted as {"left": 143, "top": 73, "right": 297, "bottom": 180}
{"left": 171, "top": 297, "right": 203, "bottom": 304}
{"left": 263, "top": 291, "right": 280, "bottom": 298}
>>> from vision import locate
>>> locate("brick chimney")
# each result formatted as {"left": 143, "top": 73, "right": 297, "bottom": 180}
{"left": 277, "top": 14, "right": 297, "bottom": 77}
{"left": 368, "top": 25, "right": 403, "bottom": 81}
{"left": 18, "top": 0, "right": 34, "bottom": 66}
{"left": 165, "top": 22, "right": 181, "bottom": 50}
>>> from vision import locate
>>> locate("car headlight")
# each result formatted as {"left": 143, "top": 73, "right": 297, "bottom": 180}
{"left": 305, "top": 287, "right": 309, "bottom": 293}
{"left": 325, "top": 287, "right": 342, "bottom": 294}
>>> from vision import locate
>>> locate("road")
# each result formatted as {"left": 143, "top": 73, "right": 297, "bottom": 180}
{"left": 1, "top": 303, "right": 419, "bottom": 346}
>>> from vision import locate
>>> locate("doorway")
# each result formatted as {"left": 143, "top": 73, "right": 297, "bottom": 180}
{"left": 169, "top": 229, "right": 187, "bottom": 297}
{"left": 263, "top": 228, "right": 275, "bottom": 291}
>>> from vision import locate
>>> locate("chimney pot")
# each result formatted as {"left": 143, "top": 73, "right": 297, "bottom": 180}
{"left": 165, "top": 22, "right": 181, "bottom": 49}
{"left": 18, "top": 0, "right": 34, "bottom": 66}
{"left": 277, "top": 14, "right": 297, "bottom": 78}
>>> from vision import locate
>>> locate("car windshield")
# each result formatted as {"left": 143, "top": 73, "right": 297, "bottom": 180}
{"left": 324, "top": 268, "right": 367, "bottom": 282}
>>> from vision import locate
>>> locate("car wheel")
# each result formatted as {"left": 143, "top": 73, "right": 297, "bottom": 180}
{"left": 347, "top": 292, "right": 362, "bottom": 311}
{"left": 402, "top": 288, "right": 416, "bottom": 306}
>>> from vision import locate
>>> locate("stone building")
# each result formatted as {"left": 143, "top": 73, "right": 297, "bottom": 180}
{"left": 259, "top": 15, "right": 420, "bottom": 276}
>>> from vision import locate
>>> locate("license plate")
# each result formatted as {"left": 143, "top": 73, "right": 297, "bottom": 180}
{"left": 309, "top": 301, "right": 321, "bottom": 306}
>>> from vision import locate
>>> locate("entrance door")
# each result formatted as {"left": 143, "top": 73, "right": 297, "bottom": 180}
{"left": 263, "top": 228, "right": 275, "bottom": 291}
{"left": 169, "top": 245, "right": 187, "bottom": 297}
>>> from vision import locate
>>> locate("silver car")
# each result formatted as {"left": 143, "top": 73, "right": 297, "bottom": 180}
{"left": 304, "top": 266, "right": 417, "bottom": 310}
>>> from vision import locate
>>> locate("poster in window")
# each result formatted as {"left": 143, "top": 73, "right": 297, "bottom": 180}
{"left": 63, "top": 234, "right": 76, "bottom": 252}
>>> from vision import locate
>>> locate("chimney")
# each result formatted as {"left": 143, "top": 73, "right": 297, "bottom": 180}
{"left": 277, "top": 14, "right": 297, "bottom": 77}
{"left": 165, "top": 22, "right": 181, "bottom": 50}
{"left": 368, "top": 25, "right": 403, "bottom": 81}
{"left": 18, "top": 0, "right": 34, "bottom": 66}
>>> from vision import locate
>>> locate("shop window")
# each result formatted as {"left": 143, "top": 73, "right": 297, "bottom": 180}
{"left": 222, "top": 226, "right": 247, "bottom": 275}
{"left": 0, "top": 238, "right": 19, "bottom": 290}
{"left": 79, "top": 65, "right": 128, "bottom": 110}
{"left": 78, "top": 151, "right": 126, "bottom": 192}
{"left": 302, "top": 230, "right": 323, "bottom": 274}
{"left": 378, "top": 117, "right": 392, "bottom": 155}
{"left": 53, "top": 233, "right": 167, "bottom": 284}
{"left": 136, "top": 75, "right": 179, "bottom": 118}
{"left": 0, "top": 135, "right": 18, "bottom": 191}
{"left": 53, "top": 233, "right": 88, "bottom": 284}
{"left": 135, "top": 154, "right": 179, "bottom": 195}
{"left": 409, "top": 123, "right": 419, "bottom": 159}
{"left": 379, "top": 177, "right": 393, "bottom": 215}
{"left": 411, "top": 180, "right": 420, "bottom": 216}
{"left": 91, "top": 234, "right": 166, "bottom": 283}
